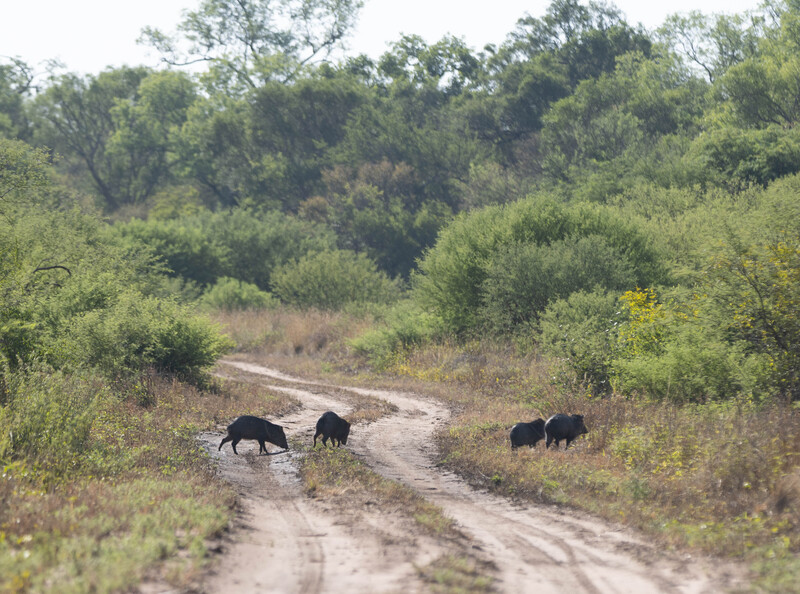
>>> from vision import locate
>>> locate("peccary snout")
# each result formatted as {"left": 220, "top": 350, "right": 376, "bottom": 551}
{"left": 510, "top": 419, "right": 546, "bottom": 449}
{"left": 313, "top": 411, "right": 350, "bottom": 448}
{"left": 544, "top": 413, "right": 588, "bottom": 450}
{"left": 219, "top": 415, "right": 289, "bottom": 455}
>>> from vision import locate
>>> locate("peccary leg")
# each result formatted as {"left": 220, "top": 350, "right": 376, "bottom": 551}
{"left": 231, "top": 438, "right": 241, "bottom": 455}
{"left": 258, "top": 439, "right": 267, "bottom": 454}
{"left": 313, "top": 432, "right": 321, "bottom": 447}
{"left": 219, "top": 435, "right": 232, "bottom": 451}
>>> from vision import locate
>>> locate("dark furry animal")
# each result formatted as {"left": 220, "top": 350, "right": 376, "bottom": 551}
{"left": 219, "top": 415, "right": 289, "bottom": 454}
{"left": 313, "top": 411, "right": 351, "bottom": 448}
{"left": 544, "top": 414, "right": 588, "bottom": 449}
{"left": 510, "top": 419, "right": 546, "bottom": 449}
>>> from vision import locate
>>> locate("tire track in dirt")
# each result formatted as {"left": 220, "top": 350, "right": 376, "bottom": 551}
{"left": 198, "top": 363, "right": 443, "bottom": 594}
{"left": 202, "top": 360, "right": 745, "bottom": 593}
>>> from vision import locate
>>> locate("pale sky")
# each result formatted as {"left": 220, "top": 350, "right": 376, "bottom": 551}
{"left": 1, "top": 0, "right": 765, "bottom": 75}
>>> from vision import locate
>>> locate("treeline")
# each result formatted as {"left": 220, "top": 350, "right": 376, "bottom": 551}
{"left": 2, "top": 0, "right": 800, "bottom": 402}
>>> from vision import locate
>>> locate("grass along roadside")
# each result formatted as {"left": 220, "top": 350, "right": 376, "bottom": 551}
{"left": 395, "top": 343, "right": 800, "bottom": 592}
{"left": 0, "top": 370, "right": 297, "bottom": 593}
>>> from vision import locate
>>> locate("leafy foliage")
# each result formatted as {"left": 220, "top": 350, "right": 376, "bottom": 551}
{"left": 414, "top": 195, "right": 665, "bottom": 334}
{"left": 199, "top": 276, "right": 278, "bottom": 310}
{"left": 272, "top": 249, "right": 400, "bottom": 310}
{"left": 538, "top": 289, "right": 622, "bottom": 393}
{"left": 113, "top": 208, "right": 336, "bottom": 289}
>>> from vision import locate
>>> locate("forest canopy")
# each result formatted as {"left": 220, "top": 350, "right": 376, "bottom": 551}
{"left": 3, "top": 0, "right": 800, "bottom": 401}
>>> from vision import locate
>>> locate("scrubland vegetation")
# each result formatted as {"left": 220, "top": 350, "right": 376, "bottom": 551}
{"left": 4, "top": 0, "right": 800, "bottom": 590}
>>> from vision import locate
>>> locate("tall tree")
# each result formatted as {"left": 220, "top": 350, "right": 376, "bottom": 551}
{"left": 0, "top": 58, "right": 34, "bottom": 141}
{"left": 658, "top": 10, "right": 764, "bottom": 83}
{"left": 34, "top": 68, "right": 196, "bottom": 210}
{"left": 141, "top": 0, "right": 363, "bottom": 94}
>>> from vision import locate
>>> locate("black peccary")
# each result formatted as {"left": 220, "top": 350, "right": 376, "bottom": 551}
{"left": 219, "top": 415, "right": 289, "bottom": 455}
{"left": 313, "top": 411, "right": 350, "bottom": 448}
{"left": 544, "top": 413, "right": 588, "bottom": 449}
{"left": 509, "top": 419, "right": 546, "bottom": 449}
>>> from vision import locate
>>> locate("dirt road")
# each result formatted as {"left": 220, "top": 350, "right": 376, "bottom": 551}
{"left": 198, "top": 359, "right": 744, "bottom": 593}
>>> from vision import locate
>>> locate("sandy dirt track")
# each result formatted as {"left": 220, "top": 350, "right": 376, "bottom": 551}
{"left": 197, "top": 359, "right": 746, "bottom": 594}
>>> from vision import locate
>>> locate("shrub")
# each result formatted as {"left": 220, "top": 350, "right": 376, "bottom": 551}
{"left": 481, "top": 235, "right": 635, "bottom": 333}
{"left": 0, "top": 366, "right": 103, "bottom": 479}
{"left": 349, "top": 300, "right": 446, "bottom": 368}
{"left": 272, "top": 250, "right": 401, "bottom": 310}
{"left": 199, "top": 277, "right": 278, "bottom": 311}
{"left": 56, "top": 292, "right": 233, "bottom": 381}
{"left": 538, "top": 289, "right": 622, "bottom": 394}
{"left": 612, "top": 326, "right": 763, "bottom": 402}
{"left": 414, "top": 194, "right": 666, "bottom": 334}
{"left": 611, "top": 289, "right": 772, "bottom": 402}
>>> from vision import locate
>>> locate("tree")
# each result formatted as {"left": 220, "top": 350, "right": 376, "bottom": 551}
{"left": 688, "top": 4, "right": 800, "bottom": 185}
{"left": 175, "top": 65, "right": 369, "bottom": 209}
{"left": 33, "top": 67, "right": 197, "bottom": 210}
{"left": 141, "top": 0, "right": 363, "bottom": 93}
{"left": 704, "top": 179, "right": 800, "bottom": 398}
{"left": 317, "top": 160, "right": 453, "bottom": 278}
{"left": 377, "top": 35, "right": 482, "bottom": 95}
{"left": 493, "top": 0, "right": 652, "bottom": 86}
{"left": 658, "top": 10, "right": 764, "bottom": 83}
{"left": 0, "top": 138, "right": 51, "bottom": 214}
{"left": 0, "top": 57, "right": 34, "bottom": 140}
{"left": 538, "top": 52, "right": 707, "bottom": 189}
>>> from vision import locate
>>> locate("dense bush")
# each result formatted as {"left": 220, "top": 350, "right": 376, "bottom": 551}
{"left": 0, "top": 366, "right": 103, "bottom": 479}
{"left": 272, "top": 249, "right": 400, "bottom": 310}
{"left": 199, "top": 277, "right": 278, "bottom": 311}
{"left": 414, "top": 195, "right": 665, "bottom": 334}
{"left": 1, "top": 141, "right": 233, "bottom": 384}
{"left": 47, "top": 291, "right": 232, "bottom": 381}
{"left": 538, "top": 289, "right": 622, "bottom": 393}
{"left": 113, "top": 209, "right": 336, "bottom": 290}
{"left": 481, "top": 234, "right": 635, "bottom": 333}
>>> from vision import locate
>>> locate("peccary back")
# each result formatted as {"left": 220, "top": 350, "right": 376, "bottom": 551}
{"left": 219, "top": 415, "right": 289, "bottom": 455}
{"left": 544, "top": 413, "right": 588, "bottom": 450}
{"left": 313, "top": 411, "right": 351, "bottom": 448}
{"left": 510, "top": 419, "right": 546, "bottom": 449}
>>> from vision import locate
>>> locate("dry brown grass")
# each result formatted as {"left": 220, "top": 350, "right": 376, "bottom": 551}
{"left": 212, "top": 307, "right": 374, "bottom": 361}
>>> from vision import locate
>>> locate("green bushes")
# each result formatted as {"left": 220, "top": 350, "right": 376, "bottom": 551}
{"left": 112, "top": 209, "right": 336, "bottom": 290}
{"left": 414, "top": 194, "right": 665, "bottom": 334}
{"left": 56, "top": 292, "right": 233, "bottom": 381}
{"left": 199, "top": 277, "right": 278, "bottom": 311}
{"left": 0, "top": 367, "right": 103, "bottom": 479}
{"left": 538, "top": 289, "right": 622, "bottom": 393}
{"left": 0, "top": 143, "right": 234, "bottom": 384}
{"left": 272, "top": 249, "right": 401, "bottom": 310}
{"left": 481, "top": 235, "right": 635, "bottom": 333}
